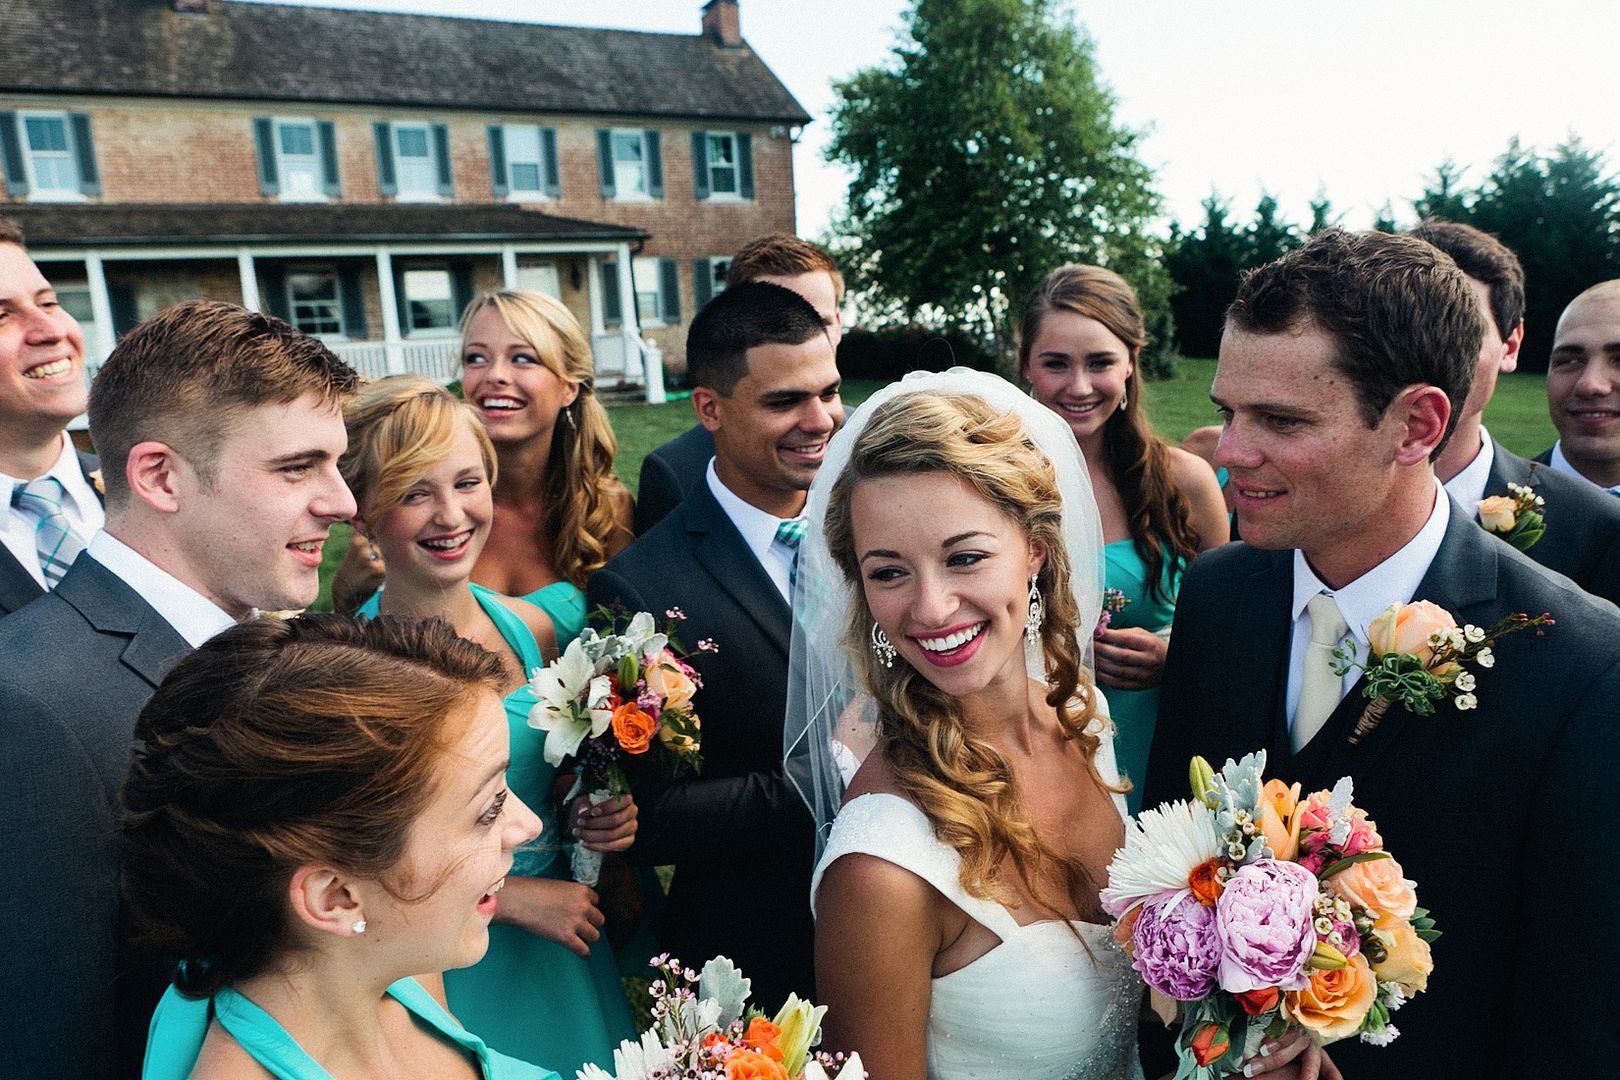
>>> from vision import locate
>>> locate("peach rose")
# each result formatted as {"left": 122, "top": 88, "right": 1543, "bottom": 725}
{"left": 610, "top": 702, "right": 657, "bottom": 755}
{"left": 724, "top": 1049, "right": 789, "bottom": 1080}
{"left": 644, "top": 651, "right": 697, "bottom": 712}
{"left": 657, "top": 712, "right": 700, "bottom": 753}
{"left": 1478, "top": 495, "right": 1518, "bottom": 534}
{"left": 1366, "top": 601, "right": 1460, "bottom": 674}
{"left": 739, "top": 1017, "right": 784, "bottom": 1061}
{"left": 1282, "top": 953, "right": 1377, "bottom": 1042}
{"left": 1257, "top": 778, "right": 1303, "bottom": 862}
{"left": 1370, "top": 912, "right": 1433, "bottom": 993}
{"left": 1329, "top": 854, "right": 1417, "bottom": 920}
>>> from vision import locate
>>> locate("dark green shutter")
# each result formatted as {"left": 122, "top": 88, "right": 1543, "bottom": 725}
{"left": 451, "top": 262, "right": 475, "bottom": 321}
{"left": 691, "top": 131, "right": 710, "bottom": 199}
{"left": 261, "top": 264, "right": 290, "bottom": 321}
{"left": 373, "top": 122, "right": 397, "bottom": 196}
{"left": 644, "top": 130, "right": 663, "bottom": 197}
{"left": 487, "top": 126, "right": 509, "bottom": 197}
{"left": 596, "top": 129, "right": 615, "bottom": 198}
{"left": 317, "top": 120, "right": 341, "bottom": 196}
{"left": 541, "top": 127, "right": 560, "bottom": 197}
{"left": 338, "top": 264, "right": 367, "bottom": 338}
{"left": 659, "top": 259, "right": 680, "bottom": 324}
{"left": 601, "top": 261, "right": 621, "bottom": 327}
{"left": 737, "top": 132, "right": 753, "bottom": 200}
{"left": 432, "top": 123, "right": 454, "bottom": 196}
{"left": 0, "top": 112, "right": 28, "bottom": 196}
{"left": 692, "top": 259, "right": 714, "bottom": 310}
{"left": 253, "top": 118, "right": 280, "bottom": 196}
{"left": 107, "top": 281, "right": 139, "bottom": 338}
{"left": 67, "top": 113, "right": 100, "bottom": 196}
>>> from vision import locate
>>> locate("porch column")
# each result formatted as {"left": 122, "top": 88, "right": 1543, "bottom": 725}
{"left": 375, "top": 249, "right": 404, "bottom": 374}
{"left": 614, "top": 242, "right": 640, "bottom": 380}
{"left": 82, "top": 252, "right": 115, "bottom": 368}
{"left": 235, "top": 248, "right": 261, "bottom": 311}
{"left": 500, "top": 246, "right": 519, "bottom": 289}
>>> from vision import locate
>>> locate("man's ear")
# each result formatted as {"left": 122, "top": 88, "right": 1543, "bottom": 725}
{"left": 691, "top": 387, "right": 724, "bottom": 434}
{"left": 125, "top": 441, "right": 187, "bottom": 514}
{"left": 1501, "top": 320, "right": 1524, "bottom": 374}
{"left": 1394, "top": 385, "right": 1452, "bottom": 466}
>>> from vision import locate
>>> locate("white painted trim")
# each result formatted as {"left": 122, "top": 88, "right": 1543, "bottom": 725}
{"left": 83, "top": 252, "right": 115, "bottom": 367}
{"left": 615, "top": 242, "right": 639, "bottom": 375}
{"left": 500, "top": 246, "right": 519, "bottom": 289}
{"left": 16, "top": 108, "right": 87, "bottom": 201}
{"left": 28, "top": 240, "right": 632, "bottom": 261}
{"left": 586, "top": 255, "right": 605, "bottom": 336}
{"left": 235, "top": 248, "right": 260, "bottom": 311}
{"left": 374, "top": 249, "right": 404, "bottom": 374}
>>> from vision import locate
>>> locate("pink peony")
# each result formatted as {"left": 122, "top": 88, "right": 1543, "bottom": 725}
{"left": 1215, "top": 860, "right": 1319, "bottom": 993}
{"left": 1130, "top": 890, "right": 1223, "bottom": 1001}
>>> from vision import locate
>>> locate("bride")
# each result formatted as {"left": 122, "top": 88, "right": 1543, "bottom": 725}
{"left": 788, "top": 370, "right": 1333, "bottom": 1080}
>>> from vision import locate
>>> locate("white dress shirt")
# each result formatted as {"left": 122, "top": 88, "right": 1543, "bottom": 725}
{"left": 1549, "top": 440, "right": 1620, "bottom": 495}
{"left": 86, "top": 531, "right": 236, "bottom": 647}
{"left": 1285, "top": 479, "right": 1451, "bottom": 733}
{"left": 1442, "top": 425, "right": 1497, "bottom": 514}
{"left": 705, "top": 459, "right": 799, "bottom": 604}
{"left": 1, "top": 433, "right": 106, "bottom": 588}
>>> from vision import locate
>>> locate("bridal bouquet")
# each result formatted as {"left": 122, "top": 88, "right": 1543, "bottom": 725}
{"left": 528, "top": 609, "right": 707, "bottom": 885}
{"left": 1102, "top": 752, "right": 1437, "bottom": 1079}
{"left": 578, "top": 955, "right": 864, "bottom": 1080}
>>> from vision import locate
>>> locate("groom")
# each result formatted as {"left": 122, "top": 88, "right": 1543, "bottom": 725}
{"left": 1145, "top": 230, "right": 1620, "bottom": 1079}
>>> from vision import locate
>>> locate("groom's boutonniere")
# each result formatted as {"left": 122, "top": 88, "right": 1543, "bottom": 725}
{"left": 88, "top": 468, "right": 105, "bottom": 496}
{"left": 1331, "top": 601, "right": 1553, "bottom": 744}
{"left": 1478, "top": 482, "right": 1545, "bottom": 552}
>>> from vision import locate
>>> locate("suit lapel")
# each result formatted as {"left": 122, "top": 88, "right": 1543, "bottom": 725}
{"left": 1483, "top": 435, "right": 1531, "bottom": 497}
{"left": 54, "top": 557, "right": 192, "bottom": 688}
{"left": 685, "top": 485, "right": 791, "bottom": 660}
{"left": 1231, "top": 550, "right": 1296, "bottom": 768}
{"left": 0, "top": 546, "right": 45, "bottom": 614}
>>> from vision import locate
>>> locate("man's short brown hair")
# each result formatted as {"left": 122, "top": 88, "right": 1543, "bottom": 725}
{"left": 88, "top": 300, "right": 359, "bottom": 506}
{"left": 0, "top": 216, "right": 24, "bottom": 247}
{"left": 1409, "top": 219, "right": 1525, "bottom": 339}
{"left": 1228, "top": 228, "right": 1482, "bottom": 458}
{"left": 726, "top": 233, "right": 844, "bottom": 302}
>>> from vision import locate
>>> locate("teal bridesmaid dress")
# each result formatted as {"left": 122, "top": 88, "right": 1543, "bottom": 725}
{"left": 359, "top": 584, "right": 634, "bottom": 1076}
{"left": 142, "top": 977, "right": 557, "bottom": 1079}
{"left": 1103, "top": 539, "right": 1182, "bottom": 815}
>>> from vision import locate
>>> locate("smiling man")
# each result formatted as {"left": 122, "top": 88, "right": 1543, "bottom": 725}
{"left": 0, "top": 299, "right": 358, "bottom": 1079}
{"left": 588, "top": 282, "right": 840, "bottom": 1006}
{"left": 0, "top": 217, "right": 105, "bottom": 616}
{"left": 1540, "top": 280, "right": 1620, "bottom": 495}
{"left": 1144, "top": 230, "right": 1620, "bottom": 1080}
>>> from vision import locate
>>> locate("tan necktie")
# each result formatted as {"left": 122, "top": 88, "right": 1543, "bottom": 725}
{"left": 1293, "top": 593, "right": 1349, "bottom": 751}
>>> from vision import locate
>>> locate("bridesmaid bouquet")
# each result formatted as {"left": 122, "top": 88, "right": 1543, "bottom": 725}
{"left": 528, "top": 608, "right": 708, "bottom": 885}
{"left": 1102, "top": 752, "right": 1437, "bottom": 1079}
{"left": 577, "top": 955, "right": 864, "bottom": 1080}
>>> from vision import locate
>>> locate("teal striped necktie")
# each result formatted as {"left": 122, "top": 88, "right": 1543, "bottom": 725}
{"left": 12, "top": 477, "right": 86, "bottom": 587}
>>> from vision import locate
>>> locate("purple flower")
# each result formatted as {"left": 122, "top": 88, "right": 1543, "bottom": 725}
{"left": 1215, "top": 859, "right": 1318, "bottom": 993}
{"left": 1130, "top": 890, "right": 1222, "bottom": 1001}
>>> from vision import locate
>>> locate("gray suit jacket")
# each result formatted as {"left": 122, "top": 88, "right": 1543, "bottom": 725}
{"left": 0, "top": 555, "right": 190, "bottom": 1079}
{"left": 1147, "top": 505, "right": 1620, "bottom": 1079}
{"left": 0, "top": 450, "right": 102, "bottom": 617}
{"left": 633, "top": 423, "right": 714, "bottom": 536}
{"left": 1482, "top": 434, "right": 1620, "bottom": 604}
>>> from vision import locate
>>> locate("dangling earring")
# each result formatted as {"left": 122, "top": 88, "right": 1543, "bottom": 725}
{"left": 1024, "top": 575, "right": 1044, "bottom": 645}
{"left": 351, "top": 919, "right": 367, "bottom": 936}
{"left": 366, "top": 536, "right": 380, "bottom": 564}
{"left": 1117, "top": 388, "right": 1128, "bottom": 412}
{"left": 870, "top": 622, "right": 896, "bottom": 668}
{"left": 563, "top": 403, "right": 578, "bottom": 429}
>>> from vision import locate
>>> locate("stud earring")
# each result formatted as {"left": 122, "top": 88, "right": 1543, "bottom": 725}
{"left": 351, "top": 919, "right": 367, "bottom": 936}
{"left": 1025, "top": 576, "right": 1044, "bottom": 645}
{"left": 870, "top": 622, "right": 896, "bottom": 668}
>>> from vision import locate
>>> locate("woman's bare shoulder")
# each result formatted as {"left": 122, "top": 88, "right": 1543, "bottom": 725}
{"left": 188, "top": 1019, "right": 275, "bottom": 1080}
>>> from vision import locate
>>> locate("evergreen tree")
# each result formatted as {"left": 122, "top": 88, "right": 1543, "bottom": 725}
{"left": 1162, "top": 195, "right": 1247, "bottom": 358}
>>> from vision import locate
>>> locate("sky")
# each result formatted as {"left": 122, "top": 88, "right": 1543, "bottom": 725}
{"left": 253, "top": 0, "right": 1620, "bottom": 239}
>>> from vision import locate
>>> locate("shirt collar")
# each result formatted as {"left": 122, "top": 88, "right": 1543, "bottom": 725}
{"left": 1441, "top": 425, "right": 1496, "bottom": 512}
{"left": 1291, "top": 478, "right": 1452, "bottom": 646}
{"left": 1550, "top": 440, "right": 1620, "bottom": 494}
{"left": 1, "top": 433, "right": 97, "bottom": 514}
{"left": 704, "top": 459, "right": 803, "bottom": 566}
{"left": 86, "top": 530, "right": 238, "bottom": 648}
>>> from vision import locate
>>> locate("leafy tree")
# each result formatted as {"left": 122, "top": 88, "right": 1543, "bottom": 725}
{"left": 825, "top": 0, "right": 1172, "bottom": 374}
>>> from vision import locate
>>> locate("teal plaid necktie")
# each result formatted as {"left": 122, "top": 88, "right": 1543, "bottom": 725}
{"left": 12, "top": 477, "right": 86, "bottom": 587}
{"left": 775, "top": 516, "right": 806, "bottom": 596}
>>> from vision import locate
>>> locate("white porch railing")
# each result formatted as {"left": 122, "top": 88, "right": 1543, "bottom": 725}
{"left": 590, "top": 333, "right": 665, "bottom": 403}
{"left": 330, "top": 338, "right": 462, "bottom": 384}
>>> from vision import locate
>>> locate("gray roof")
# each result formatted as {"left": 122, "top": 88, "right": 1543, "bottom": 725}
{"left": 1, "top": 0, "right": 811, "bottom": 124}
{"left": 8, "top": 202, "right": 647, "bottom": 247}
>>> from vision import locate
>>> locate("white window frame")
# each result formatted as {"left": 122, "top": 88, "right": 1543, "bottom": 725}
{"left": 610, "top": 128, "right": 651, "bottom": 202}
{"left": 502, "top": 125, "right": 549, "bottom": 202}
{"left": 704, "top": 132, "right": 742, "bottom": 201}
{"left": 285, "top": 266, "right": 348, "bottom": 342}
{"left": 392, "top": 122, "right": 440, "bottom": 203}
{"left": 704, "top": 257, "right": 732, "bottom": 296}
{"left": 632, "top": 256, "right": 665, "bottom": 327}
{"left": 18, "top": 110, "right": 84, "bottom": 202}
{"left": 273, "top": 117, "right": 326, "bottom": 204}
{"left": 401, "top": 266, "right": 458, "bottom": 338}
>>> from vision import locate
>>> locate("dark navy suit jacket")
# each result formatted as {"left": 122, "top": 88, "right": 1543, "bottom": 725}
{"left": 1477, "top": 435, "right": 1620, "bottom": 604}
{"left": 633, "top": 423, "right": 714, "bottom": 536}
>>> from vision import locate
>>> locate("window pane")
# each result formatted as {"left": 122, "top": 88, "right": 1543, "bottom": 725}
{"left": 287, "top": 271, "right": 343, "bottom": 337}
{"left": 24, "top": 117, "right": 68, "bottom": 152}
{"left": 34, "top": 157, "right": 78, "bottom": 191}
{"left": 511, "top": 162, "right": 541, "bottom": 191}
{"left": 710, "top": 259, "right": 731, "bottom": 293}
{"left": 404, "top": 268, "right": 455, "bottom": 332}
{"left": 633, "top": 256, "right": 661, "bottom": 322}
{"left": 710, "top": 166, "right": 737, "bottom": 194}
{"left": 279, "top": 124, "right": 315, "bottom": 157}
{"left": 612, "top": 133, "right": 642, "bottom": 164}
{"left": 396, "top": 128, "right": 430, "bottom": 158}
{"left": 393, "top": 126, "right": 436, "bottom": 196}
{"left": 707, "top": 135, "right": 734, "bottom": 166}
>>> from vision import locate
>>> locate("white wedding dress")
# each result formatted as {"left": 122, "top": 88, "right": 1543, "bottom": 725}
{"left": 811, "top": 726, "right": 1145, "bottom": 1080}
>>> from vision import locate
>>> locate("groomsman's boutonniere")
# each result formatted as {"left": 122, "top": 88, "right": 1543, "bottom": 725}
{"left": 88, "top": 469, "right": 105, "bottom": 496}
{"left": 1331, "top": 601, "right": 1553, "bottom": 744}
{"left": 1477, "top": 482, "right": 1545, "bottom": 552}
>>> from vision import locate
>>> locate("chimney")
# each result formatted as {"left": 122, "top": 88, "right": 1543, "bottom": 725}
{"left": 701, "top": 0, "right": 742, "bottom": 47}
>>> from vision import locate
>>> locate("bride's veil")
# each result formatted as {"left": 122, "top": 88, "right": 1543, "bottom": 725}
{"left": 784, "top": 367, "right": 1107, "bottom": 859}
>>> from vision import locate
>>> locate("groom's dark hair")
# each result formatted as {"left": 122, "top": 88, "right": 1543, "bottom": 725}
{"left": 1226, "top": 228, "right": 1482, "bottom": 458}
{"left": 686, "top": 281, "right": 829, "bottom": 396}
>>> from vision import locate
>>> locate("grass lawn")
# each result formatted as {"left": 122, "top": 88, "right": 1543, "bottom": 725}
{"left": 313, "top": 365, "right": 1557, "bottom": 611}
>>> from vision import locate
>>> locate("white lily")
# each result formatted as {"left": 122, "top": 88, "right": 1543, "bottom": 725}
{"left": 529, "top": 638, "right": 615, "bottom": 765}
{"left": 620, "top": 610, "right": 668, "bottom": 661}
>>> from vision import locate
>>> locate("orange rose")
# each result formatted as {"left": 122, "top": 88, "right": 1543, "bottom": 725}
{"left": 610, "top": 702, "right": 657, "bottom": 754}
{"left": 1370, "top": 912, "right": 1433, "bottom": 993}
{"left": 1329, "top": 854, "right": 1417, "bottom": 920}
{"left": 1281, "top": 953, "right": 1377, "bottom": 1042}
{"left": 1188, "top": 1022, "right": 1230, "bottom": 1067}
{"left": 1188, "top": 858, "right": 1224, "bottom": 906}
{"left": 1367, "top": 600, "right": 1460, "bottom": 675}
{"left": 739, "top": 1016, "right": 784, "bottom": 1061}
{"left": 1235, "top": 986, "right": 1279, "bottom": 1016}
{"left": 724, "top": 1049, "right": 789, "bottom": 1080}
{"left": 1257, "top": 778, "right": 1302, "bottom": 862}
{"left": 644, "top": 651, "right": 697, "bottom": 712}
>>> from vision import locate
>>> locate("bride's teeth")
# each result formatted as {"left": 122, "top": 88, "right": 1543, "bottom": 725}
{"left": 917, "top": 623, "right": 986, "bottom": 653}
